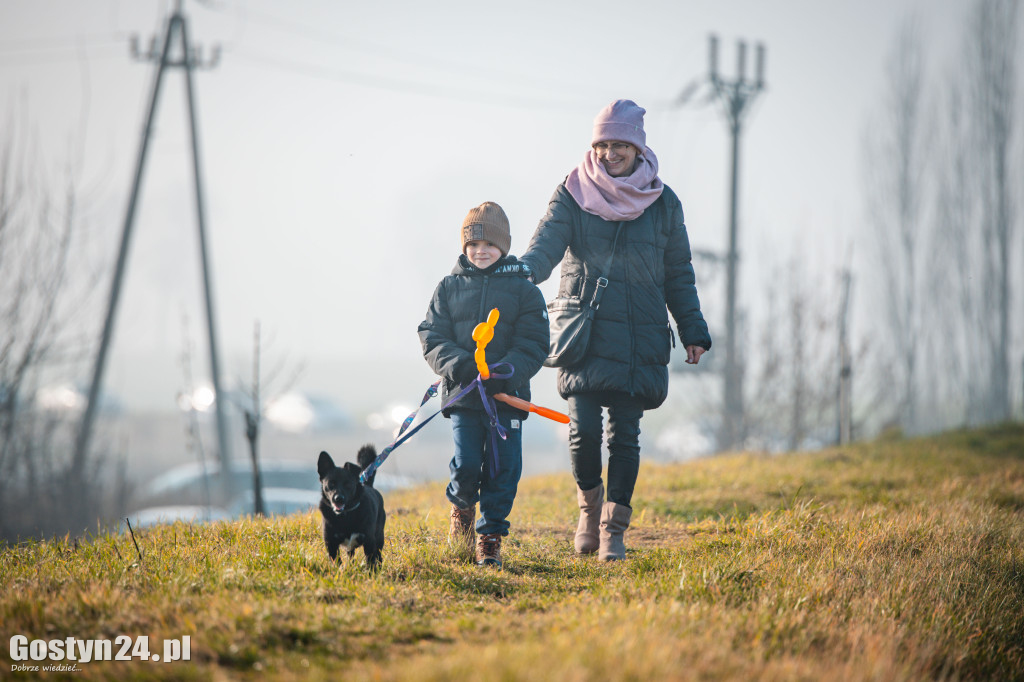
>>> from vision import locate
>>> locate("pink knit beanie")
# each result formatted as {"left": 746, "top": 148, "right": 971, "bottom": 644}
{"left": 591, "top": 99, "right": 647, "bottom": 149}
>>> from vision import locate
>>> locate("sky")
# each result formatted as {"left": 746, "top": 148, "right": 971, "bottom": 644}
{"left": 0, "top": 0, "right": 973, "bottom": 447}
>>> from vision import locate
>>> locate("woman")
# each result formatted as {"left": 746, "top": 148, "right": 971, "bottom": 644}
{"left": 520, "top": 99, "right": 711, "bottom": 561}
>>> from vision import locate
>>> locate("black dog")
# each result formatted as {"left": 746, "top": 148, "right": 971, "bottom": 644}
{"left": 317, "top": 445, "right": 386, "bottom": 569}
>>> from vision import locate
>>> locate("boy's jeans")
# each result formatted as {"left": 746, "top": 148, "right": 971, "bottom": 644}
{"left": 446, "top": 409, "right": 523, "bottom": 537}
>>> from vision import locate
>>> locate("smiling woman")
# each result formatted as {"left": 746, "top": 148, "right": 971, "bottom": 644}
{"left": 520, "top": 99, "right": 712, "bottom": 562}
{"left": 592, "top": 141, "right": 639, "bottom": 178}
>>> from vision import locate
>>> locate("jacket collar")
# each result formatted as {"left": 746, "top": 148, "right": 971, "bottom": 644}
{"left": 452, "top": 254, "right": 532, "bottom": 278}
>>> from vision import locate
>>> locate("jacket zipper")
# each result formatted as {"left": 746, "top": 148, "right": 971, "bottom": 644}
{"left": 478, "top": 276, "right": 490, "bottom": 322}
{"left": 460, "top": 275, "right": 490, "bottom": 405}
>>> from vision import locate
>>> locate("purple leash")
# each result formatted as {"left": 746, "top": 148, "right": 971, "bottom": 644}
{"left": 359, "top": 362, "right": 514, "bottom": 484}
{"left": 474, "top": 364, "right": 514, "bottom": 476}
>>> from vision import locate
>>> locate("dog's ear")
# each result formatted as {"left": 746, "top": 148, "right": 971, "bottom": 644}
{"left": 317, "top": 451, "right": 335, "bottom": 477}
{"left": 343, "top": 461, "right": 362, "bottom": 477}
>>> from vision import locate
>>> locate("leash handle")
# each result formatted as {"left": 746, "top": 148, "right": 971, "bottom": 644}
{"left": 474, "top": 306, "right": 569, "bottom": 424}
{"left": 493, "top": 393, "right": 570, "bottom": 424}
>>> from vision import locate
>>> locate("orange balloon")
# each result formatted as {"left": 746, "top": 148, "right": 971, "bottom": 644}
{"left": 470, "top": 307, "right": 569, "bottom": 424}
{"left": 473, "top": 308, "right": 501, "bottom": 379}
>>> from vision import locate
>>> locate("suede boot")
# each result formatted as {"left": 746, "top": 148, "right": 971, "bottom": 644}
{"left": 448, "top": 504, "right": 476, "bottom": 558}
{"left": 574, "top": 483, "right": 604, "bottom": 554}
{"left": 598, "top": 501, "right": 632, "bottom": 561}
{"left": 476, "top": 532, "right": 503, "bottom": 568}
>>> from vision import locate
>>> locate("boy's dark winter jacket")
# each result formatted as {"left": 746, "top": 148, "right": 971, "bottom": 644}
{"left": 418, "top": 254, "right": 549, "bottom": 417}
{"left": 521, "top": 182, "right": 712, "bottom": 410}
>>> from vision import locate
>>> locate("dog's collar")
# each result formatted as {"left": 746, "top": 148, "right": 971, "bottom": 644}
{"left": 335, "top": 499, "right": 361, "bottom": 514}
{"left": 332, "top": 487, "right": 364, "bottom": 515}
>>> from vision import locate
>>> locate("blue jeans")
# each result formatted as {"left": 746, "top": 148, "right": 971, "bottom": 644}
{"left": 446, "top": 409, "right": 524, "bottom": 537}
{"left": 568, "top": 391, "right": 644, "bottom": 508}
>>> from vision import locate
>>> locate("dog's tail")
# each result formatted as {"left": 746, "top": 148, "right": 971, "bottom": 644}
{"left": 357, "top": 444, "right": 378, "bottom": 487}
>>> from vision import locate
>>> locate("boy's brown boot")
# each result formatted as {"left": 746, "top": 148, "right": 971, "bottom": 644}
{"left": 574, "top": 483, "right": 604, "bottom": 554}
{"left": 598, "top": 502, "right": 632, "bottom": 561}
{"left": 476, "top": 532, "right": 502, "bottom": 568}
{"left": 448, "top": 504, "right": 476, "bottom": 557}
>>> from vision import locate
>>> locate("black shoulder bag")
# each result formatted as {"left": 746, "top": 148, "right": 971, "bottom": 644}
{"left": 543, "top": 223, "right": 624, "bottom": 369}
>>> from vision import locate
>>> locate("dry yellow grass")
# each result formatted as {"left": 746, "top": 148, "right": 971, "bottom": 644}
{"left": 1, "top": 423, "right": 1022, "bottom": 680}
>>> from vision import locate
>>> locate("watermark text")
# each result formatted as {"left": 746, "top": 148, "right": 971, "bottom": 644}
{"left": 9, "top": 635, "right": 190, "bottom": 665}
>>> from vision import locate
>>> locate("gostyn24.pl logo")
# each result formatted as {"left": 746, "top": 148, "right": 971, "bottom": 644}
{"left": 9, "top": 635, "right": 191, "bottom": 669}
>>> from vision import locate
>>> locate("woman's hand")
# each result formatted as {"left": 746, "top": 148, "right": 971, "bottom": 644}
{"left": 685, "top": 345, "right": 705, "bottom": 365}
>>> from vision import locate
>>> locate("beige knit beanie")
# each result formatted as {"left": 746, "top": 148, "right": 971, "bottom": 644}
{"left": 461, "top": 201, "right": 511, "bottom": 257}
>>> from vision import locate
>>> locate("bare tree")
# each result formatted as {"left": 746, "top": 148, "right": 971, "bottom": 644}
{"left": 862, "top": 16, "right": 929, "bottom": 433}
{"left": 244, "top": 322, "right": 266, "bottom": 517}
{"left": 927, "top": 0, "right": 1021, "bottom": 427}
{"left": 0, "top": 116, "right": 117, "bottom": 540}
{"left": 965, "top": 0, "right": 1019, "bottom": 421}
{"left": 836, "top": 268, "right": 854, "bottom": 444}
{"left": 0, "top": 125, "right": 76, "bottom": 469}
{"left": 745, "top": 253, "right": 842, "bottom": 451}
{"left": 930, "top": 78, "right": 987, "bottom": 425}
{"left": 235, "top": 322, "right": 304, "bottom": 516}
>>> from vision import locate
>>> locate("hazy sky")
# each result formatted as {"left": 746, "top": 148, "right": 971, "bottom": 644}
{"left": 1, "top": 0, "right": 971, "bottom": 421}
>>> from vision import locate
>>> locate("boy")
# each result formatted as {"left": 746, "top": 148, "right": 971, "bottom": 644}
{"left": 418, "top": 201, "right": 548, "bottom": 568}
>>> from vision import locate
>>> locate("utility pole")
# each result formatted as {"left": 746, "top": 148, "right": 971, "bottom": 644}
{"left": 707, "top": 35, "right": 765, "bottom": 452}
{"left": 72, "top": 1, "right": 232, "bottom": 500}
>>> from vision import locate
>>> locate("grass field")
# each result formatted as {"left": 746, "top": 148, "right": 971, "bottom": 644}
{"left": 2, "top": 423, "right": 1023, "bottom": 681}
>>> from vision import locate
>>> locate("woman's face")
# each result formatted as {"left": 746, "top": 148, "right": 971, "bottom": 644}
{"left": 593, "top": 140, "right": 638, "bottom": 177}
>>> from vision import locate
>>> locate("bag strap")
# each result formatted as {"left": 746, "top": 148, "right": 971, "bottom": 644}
{"left": 587, "top": 223, "right": 624, "bottom": 310}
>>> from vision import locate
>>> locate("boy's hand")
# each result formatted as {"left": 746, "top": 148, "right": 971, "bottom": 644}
{"left": 483, "top": 378, "right": 507, "bottom": 396}
{"left": 455, "top": 361, "right": 479, "bottom": 385}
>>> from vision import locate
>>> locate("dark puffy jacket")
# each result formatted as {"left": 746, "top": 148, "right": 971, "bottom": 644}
{"left": 521, "top": 182, "right": 712, "bottom": 410}
{"left": 418, "top": 254, "right": 549, "bottom": 417}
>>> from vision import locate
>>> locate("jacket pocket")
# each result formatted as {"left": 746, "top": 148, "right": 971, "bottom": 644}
{"left": 653, "top": 323, "right": 673, "bottom": 365}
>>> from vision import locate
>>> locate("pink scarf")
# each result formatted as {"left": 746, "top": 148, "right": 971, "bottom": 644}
{"left": 565, "top": 146, "right": 664, "bottom": 222}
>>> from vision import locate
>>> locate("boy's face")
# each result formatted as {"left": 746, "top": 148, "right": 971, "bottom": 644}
{"left": 465, "top": 240, "right": 503, "bottom": 269}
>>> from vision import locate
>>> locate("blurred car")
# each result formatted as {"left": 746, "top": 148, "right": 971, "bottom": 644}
{"left": 134, "top": 458, "right": 415, "bottom": 523}
{"left": 227, "top": 487, "right": 321, "bottom": 517}
{"left": 124, "top": 505, "right": 232, "bottom": 529}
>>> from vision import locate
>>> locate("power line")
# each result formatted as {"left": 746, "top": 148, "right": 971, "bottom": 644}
{"left": 229, "top": 48, "right": 594, "bottom": 111}
{"left": 0, "top": 31, "right": 129, "bottom": 54}
{"left": 238, "top": 6, "right": 574, "bottom": 96}
{"left": 0, "top": 19, "right": 598, "bottom": 111}
{"left": 0, "top": 34, "right": 127, "bottom": 68}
